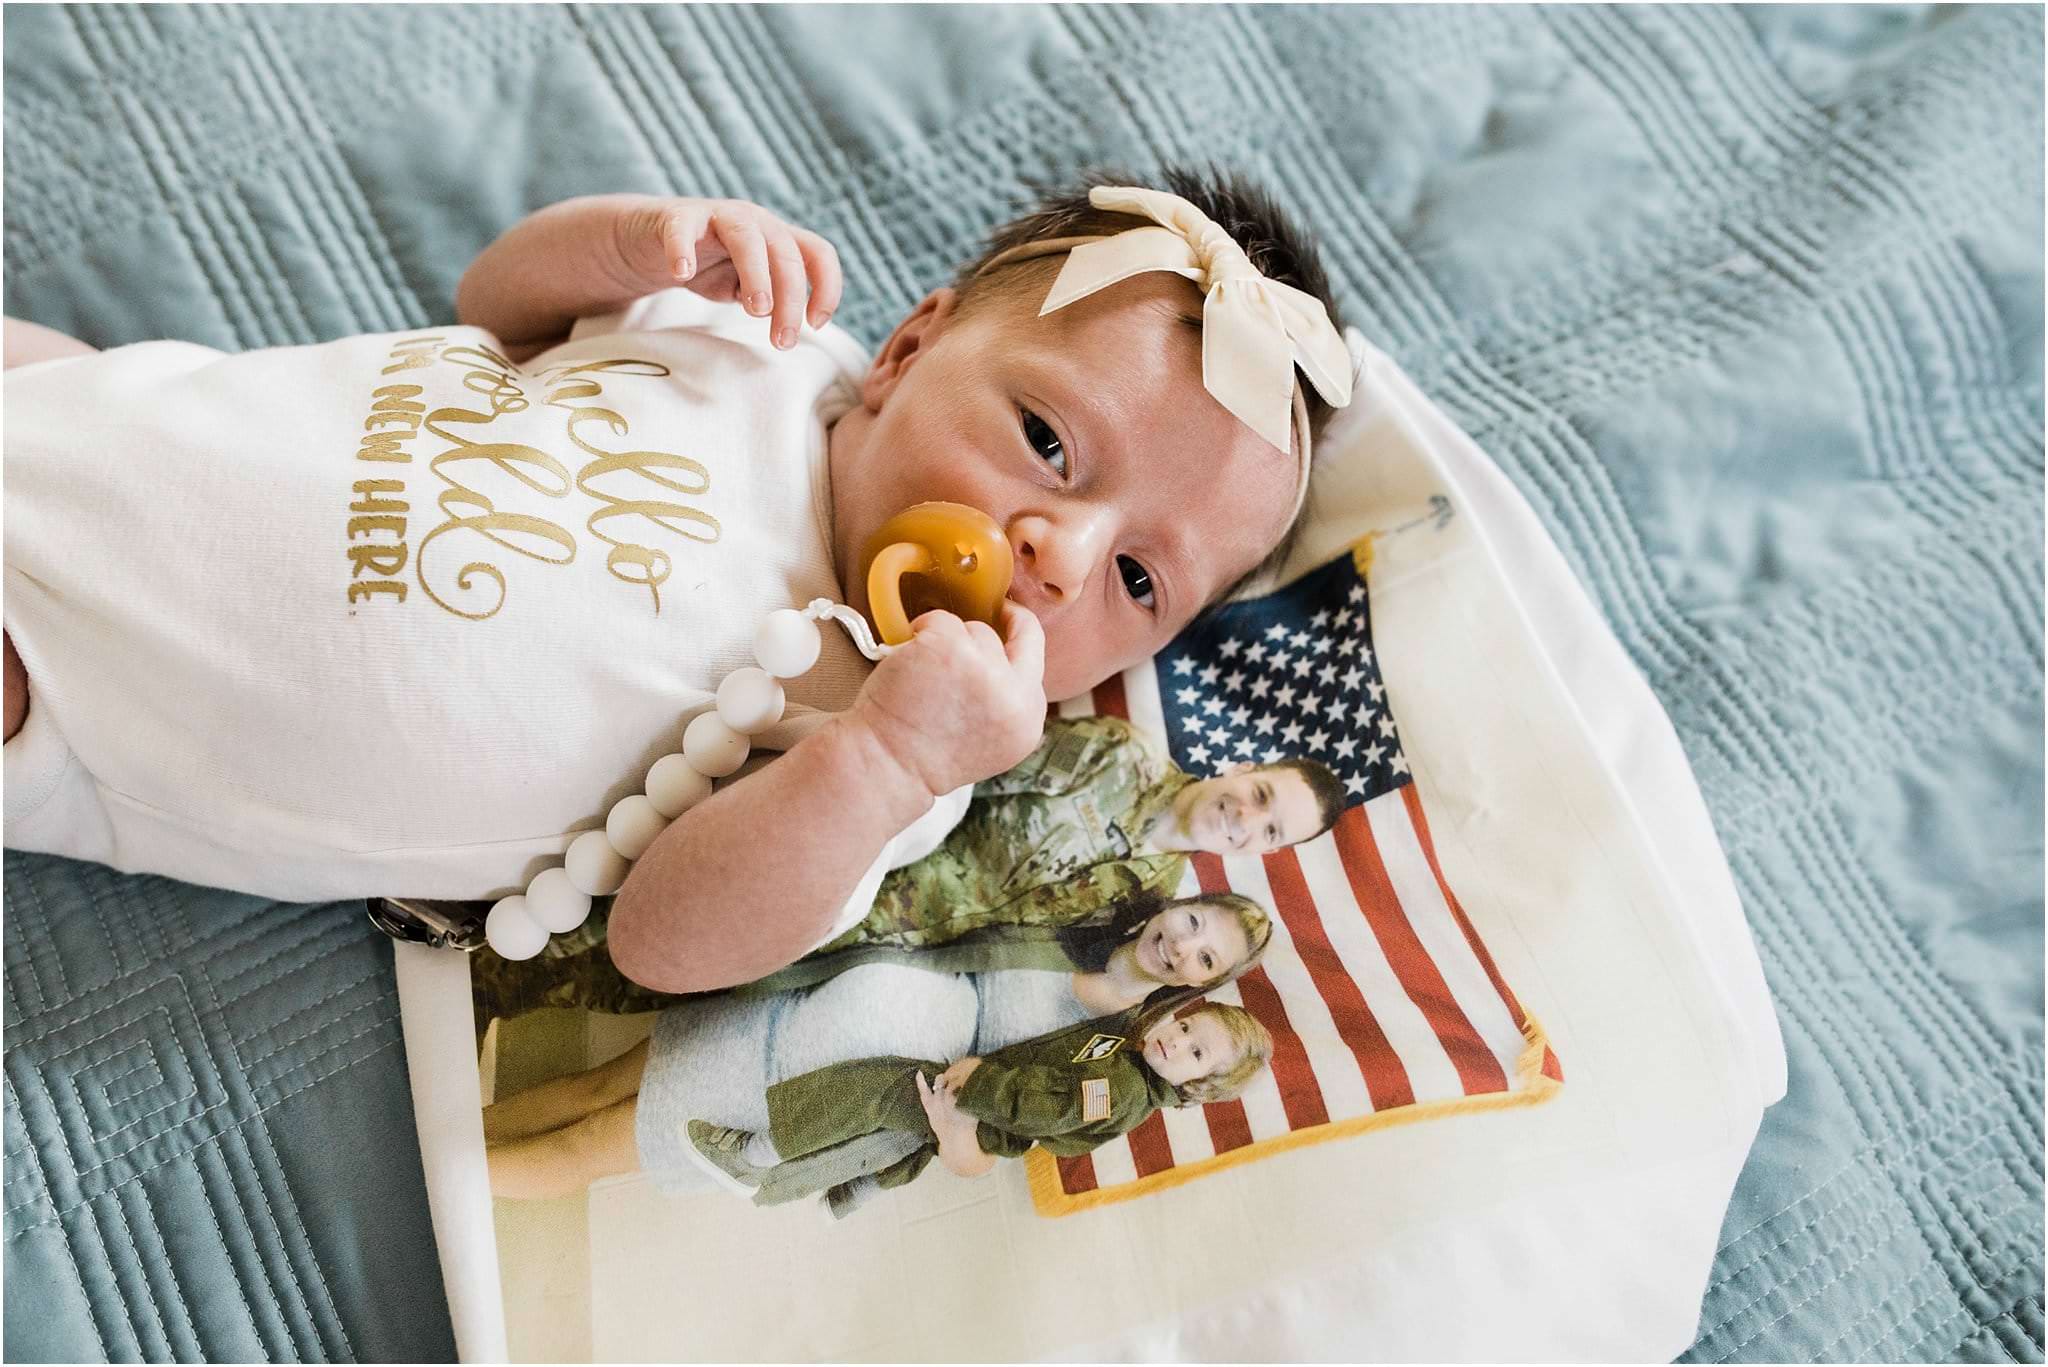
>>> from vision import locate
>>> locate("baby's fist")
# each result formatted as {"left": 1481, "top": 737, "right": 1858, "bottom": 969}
{"left": 849, "top": 604, "right": 1047, "bottom": 802}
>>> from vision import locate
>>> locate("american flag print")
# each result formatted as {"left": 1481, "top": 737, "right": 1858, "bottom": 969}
{"left": 1026, "top": 540, "right": 1564, "bottom": 1216}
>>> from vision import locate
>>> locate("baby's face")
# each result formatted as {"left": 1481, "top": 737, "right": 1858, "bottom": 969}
{"left": 828, "top": 274, "right": 1299, "bottom": 701}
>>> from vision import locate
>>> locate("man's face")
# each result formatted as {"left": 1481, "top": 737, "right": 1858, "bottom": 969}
{"left": 1172, "top": 765, "right": 1325, "bottom": 855}
{"left": 827, "top": 276, "right": 1298, "bottom": 702}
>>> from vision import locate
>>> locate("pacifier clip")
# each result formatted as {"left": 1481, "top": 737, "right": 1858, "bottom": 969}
{"left": 483, "top": 502, "right": 1012, "bottom": 960}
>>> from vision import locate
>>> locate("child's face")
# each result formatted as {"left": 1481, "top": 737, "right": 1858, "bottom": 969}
{"left": 1142, "top": 1011, "right": 1239, "bottom": 1087}
{"left": 828, "top": 275, "right": 1300, "bottom": 702}
{"left": 1133, "top": 902, "right": 1252, "bottom": 988}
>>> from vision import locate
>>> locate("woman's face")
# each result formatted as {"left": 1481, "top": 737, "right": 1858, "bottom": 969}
{"left": 1131, "top": 902, "right": 1253, "bottom": 987}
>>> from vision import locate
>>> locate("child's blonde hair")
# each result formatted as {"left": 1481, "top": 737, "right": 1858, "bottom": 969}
{"left": 1169, "top": 1001, "right": 1274, "bottom": 1105}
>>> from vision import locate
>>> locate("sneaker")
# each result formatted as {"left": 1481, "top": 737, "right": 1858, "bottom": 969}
{"left": 684, "top": 1120, "right": 769, "bottom": 1199}
{"left": 822, "top": 1176, "right": 882, "bottom": 1221}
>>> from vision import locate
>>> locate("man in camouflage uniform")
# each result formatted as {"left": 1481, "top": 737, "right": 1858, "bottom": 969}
{"left": 468, "top": 715, "right": 1341, "bottom": 1026}
{"left": 812, "top": 713, "right": 1188, "bottom": 954}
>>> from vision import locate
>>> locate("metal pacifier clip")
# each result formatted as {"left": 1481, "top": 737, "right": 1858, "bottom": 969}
{"left": 479, "top": 502, "right": 1016, "bottom": 961}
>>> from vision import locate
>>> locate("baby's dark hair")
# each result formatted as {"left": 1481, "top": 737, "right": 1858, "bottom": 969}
{"left": 953, "top": 165, "right": 1346, "bottom": 603}
{"left": 953, "top": 165, "right": 1343, "bottom": 441}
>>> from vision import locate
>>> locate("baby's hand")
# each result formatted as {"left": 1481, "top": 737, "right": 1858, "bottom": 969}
{"left": 845, "top": 603, "right": 1047, "bottom": 803}
{"left": 619, "top": 198, "right": 843, "bottom": 350}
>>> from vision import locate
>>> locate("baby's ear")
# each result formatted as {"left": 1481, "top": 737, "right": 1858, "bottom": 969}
{"left": 860, "top": 288, "right": 959, "bottom": 410}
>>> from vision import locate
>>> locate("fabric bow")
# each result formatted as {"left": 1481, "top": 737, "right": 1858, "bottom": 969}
{"left": 1035, "top": 185, "right": 1353, "bottom": 453}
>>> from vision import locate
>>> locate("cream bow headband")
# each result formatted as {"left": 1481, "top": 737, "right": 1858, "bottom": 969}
{"left": 976, "top": 185, "right": 1353, "bottom": 470}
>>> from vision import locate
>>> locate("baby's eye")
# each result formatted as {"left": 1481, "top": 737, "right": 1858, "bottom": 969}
{"left": 1186, "top": 912, "right": 1199, "bottom": 931}
{"left": 1117, "top": 556, "right": 1155, "bottom": 610}
{"left": 1193, "top": 1047, "right": 1205, "bottom": 1062}
{"left": 1019, "top": 407, "right": 1066, "bottom": 477}
{"left": 1200, "top": 952, "right": 1215, "bottom": 972}
{"left": 1266, "top": 825, "right": 1278, "bottom": 845}
{"left": 1179, "top": 1020, "right": 1190, "bottom": 1033}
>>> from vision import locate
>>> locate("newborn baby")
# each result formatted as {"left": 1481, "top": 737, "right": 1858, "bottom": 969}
{"left": 2, "top": 167, "right": 1349, "bottom": 991}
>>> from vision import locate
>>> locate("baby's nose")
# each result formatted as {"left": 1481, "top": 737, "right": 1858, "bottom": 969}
{"left": 1007, "top": 511, "right": 1110, "bottom": 611}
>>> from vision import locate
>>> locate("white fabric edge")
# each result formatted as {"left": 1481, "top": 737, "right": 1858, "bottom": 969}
{"left": 393, "top": 942, "right": 506, "bottom": 1365}
{"left": 1432, "top": 400, "right": 1788, "bottom": 1104}
{"left": 1059, "top": 1107, "right": 1764, "bottom": 1363}
{"left": 1290, "top": 331, "right": 1785, "bottom": 1107}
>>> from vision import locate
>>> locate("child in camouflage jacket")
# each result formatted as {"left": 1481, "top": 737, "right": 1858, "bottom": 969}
{"left": 685, "top": 999, "right": 1272, "bottom": 1215}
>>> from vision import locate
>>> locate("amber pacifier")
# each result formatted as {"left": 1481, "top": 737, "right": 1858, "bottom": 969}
{"left": 860, "top": 502, "right": 1014, "bottom": 646}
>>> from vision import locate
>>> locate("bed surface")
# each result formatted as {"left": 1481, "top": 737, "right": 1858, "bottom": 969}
{"left": 5, "top": 4, "right": 2040, "bottom": 1361}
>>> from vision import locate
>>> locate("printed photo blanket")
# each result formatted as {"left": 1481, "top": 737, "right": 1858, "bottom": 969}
{"left": 1033, "top": 540, "right": 1564, "bottom": 1214}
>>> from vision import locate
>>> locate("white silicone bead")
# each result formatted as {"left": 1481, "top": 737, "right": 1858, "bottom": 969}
{"left": 683, "top": 711, "right": 750, "bottom": 778}
{"left": 606, "top": 794, "right": 668, "bottom": 862}
{"left": 716, "top": 667, "right": 786, "bottom": 735}
{"left": 524, "top": 865, "right": 593, "bottom": 934}
{"left": 565, "top": 829, "right": 631, "bottom": 896}
{"left": 753, "top": 608, "right": 821, "bottom": 679}
{"left": 644, "top": 753, "right": 714, "bottom": 818}
{"left": 485, "top": 895, "right": 550, "bottom": 961}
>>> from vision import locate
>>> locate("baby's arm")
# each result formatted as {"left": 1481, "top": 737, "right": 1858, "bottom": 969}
{"left": 454, "top": 194, "right": 842, "bottom": 360}
{"left": 610, "top": 605, "right": 1047, "bottom": 993}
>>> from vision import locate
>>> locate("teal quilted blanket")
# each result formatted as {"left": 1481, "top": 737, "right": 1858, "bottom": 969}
{"left": 5, "top": 5, "right": 2041, "bottom": 1361}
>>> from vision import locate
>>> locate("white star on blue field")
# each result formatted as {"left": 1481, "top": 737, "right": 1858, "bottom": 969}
{"left": 1161, "top": 550, "right": 1407, "bottom": 804}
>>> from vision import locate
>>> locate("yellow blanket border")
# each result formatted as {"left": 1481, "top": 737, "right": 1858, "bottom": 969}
{"left": 1025, "top": 1012, "right": 1561, "bottom": 1218}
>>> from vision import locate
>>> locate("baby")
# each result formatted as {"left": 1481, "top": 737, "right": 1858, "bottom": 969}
{"left": 485, "top": 999, "right": 1272, "bottom": 1217}
{"left": 3, "top": 167, "right": 1349, "bottom": 992}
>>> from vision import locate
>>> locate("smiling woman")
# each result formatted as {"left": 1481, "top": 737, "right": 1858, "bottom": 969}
{"left": 1059, "top": 889, "right": 1272, "bottom": 1007}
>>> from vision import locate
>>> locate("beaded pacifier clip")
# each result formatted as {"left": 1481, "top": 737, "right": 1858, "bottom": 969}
{"left": 481, "top": 502, "right": 1014, "bottom": 960}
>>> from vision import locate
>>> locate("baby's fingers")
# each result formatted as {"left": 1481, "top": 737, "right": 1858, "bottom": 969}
{"left": 764, "top": 228, "right": 809, "bottom": 349}
{"left": 710, "top": 208, "right": 774, "bottom": 320}
{"left": 999, "top": 601, "right": 1045, "bottom": 684}
{"left": 794, "top": 229, "right": 842, "bottom": 329}
{"left": 659, "top": 203, "right": 710, "bottom": 282}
